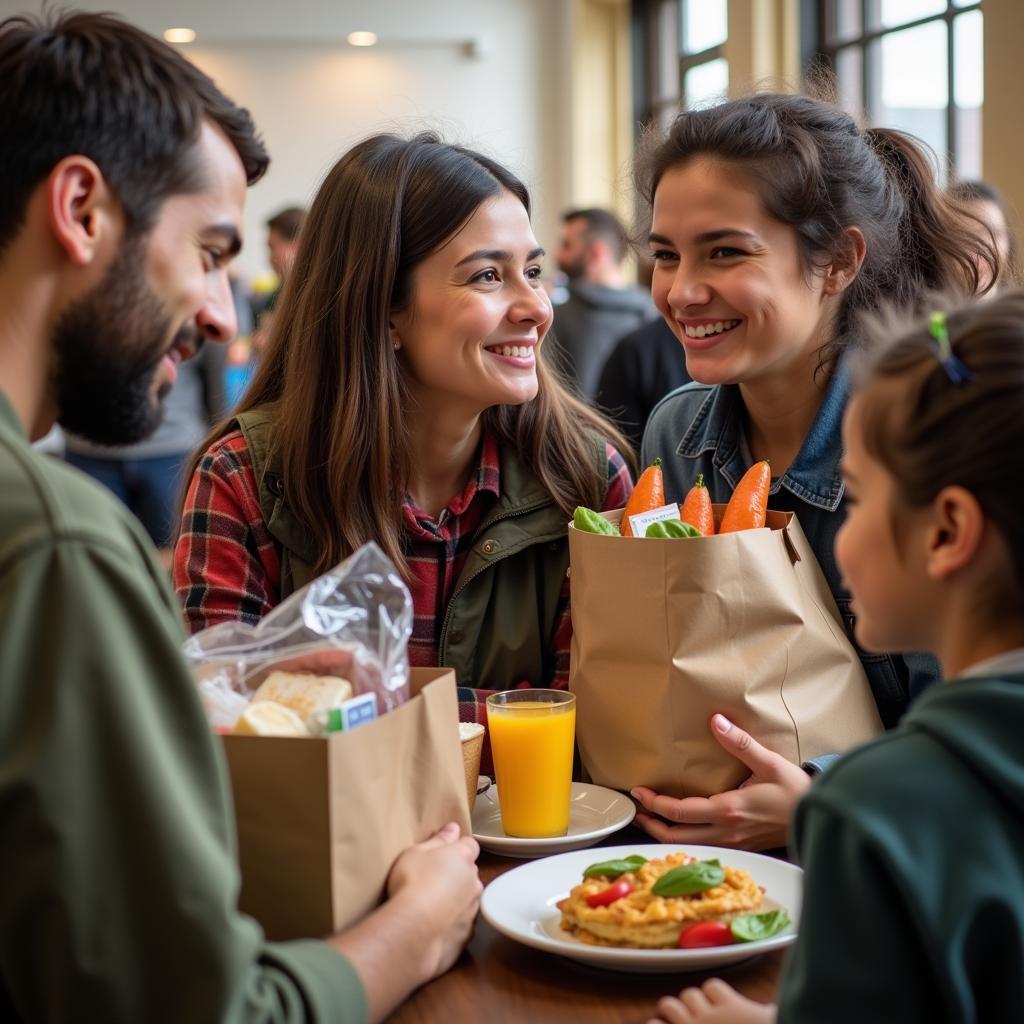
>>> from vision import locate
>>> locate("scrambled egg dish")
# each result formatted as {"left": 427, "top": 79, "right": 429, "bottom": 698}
{"left": 557, "top": 852, "right": 763, "bottom": 948}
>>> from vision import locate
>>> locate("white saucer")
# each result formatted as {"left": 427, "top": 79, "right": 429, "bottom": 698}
{"left": 481, "top": 844, "right": 801, "bottom": 973}
{"left": 472, "top": 781, "right": 635, "bottom": 858}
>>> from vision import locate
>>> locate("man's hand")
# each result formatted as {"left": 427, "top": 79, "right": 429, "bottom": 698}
{"left": 331, "top": 823, "right": 482, "bottom": 1021}
{"left": 386, "top": 823, "right": 483, "bottom": 977}
{"left": 632, "top": 715, "right": 811, "bottom": 851}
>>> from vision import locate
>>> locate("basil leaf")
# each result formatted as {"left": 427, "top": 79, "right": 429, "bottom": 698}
{"left": 730, "top": 909, "right": 791, "bottom": 943}
{"left": 651, "top": 859, "right": 725, "bottom": 897}
{"left": 582, "top": 855, "right": 648, "bottom": 879}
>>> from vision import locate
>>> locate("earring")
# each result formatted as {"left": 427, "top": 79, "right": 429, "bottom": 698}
{"left": 392, "top": 339, "right": 401, "bottom": 351}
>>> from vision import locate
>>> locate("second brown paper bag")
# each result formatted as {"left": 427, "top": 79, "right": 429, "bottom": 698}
{"left": 568, "top": 508, "right": 882, "bottom": 797}
{"left": 222, "top": 668, "right": 469, "bottom": 941}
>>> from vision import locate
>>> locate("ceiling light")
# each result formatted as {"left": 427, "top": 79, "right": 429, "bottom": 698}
{"left": 347, "top": 31, "right": 378, "bottom": 47}
{"left": 163, "top": 28, "right": 196, "bottom": 44}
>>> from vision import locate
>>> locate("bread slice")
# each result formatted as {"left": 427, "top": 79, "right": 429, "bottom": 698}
{"left": 234, "top": 700, "right": 310, "bottom": 737}
{"left": 252, "top": 671, "right": 354, "bottom": 726}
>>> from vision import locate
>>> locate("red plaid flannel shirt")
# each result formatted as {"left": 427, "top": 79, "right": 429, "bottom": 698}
{"left": 174, "top": 430, "right": 632, "bottom": 760}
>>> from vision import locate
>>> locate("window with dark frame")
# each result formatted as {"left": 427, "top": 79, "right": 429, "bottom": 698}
{"left": 632, "top": 2, "right": 983, "bottom": 182}
{"left": 802, "top": 0, "right": 984, "bottom": 182}
{"left": 632, "top": 0, "right": 729, "bottom": 135}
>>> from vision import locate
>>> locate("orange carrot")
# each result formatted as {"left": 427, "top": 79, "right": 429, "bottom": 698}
{"left": 719, "top": 461, "right": 771, "bottom": 533}
{"left": 679, "top": 474, "right": 715, "bottom": 536}
{"left": 620, "top": 458, "right": 665, "bottom": 537}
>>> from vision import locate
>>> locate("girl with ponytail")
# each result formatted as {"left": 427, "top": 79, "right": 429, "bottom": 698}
{"left": 632, "top": 93, "right": 996, "bottom": 850}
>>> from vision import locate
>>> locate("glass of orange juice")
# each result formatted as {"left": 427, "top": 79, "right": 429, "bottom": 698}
{"left": 485, "top": 689, "right": 576, "bottom": 838}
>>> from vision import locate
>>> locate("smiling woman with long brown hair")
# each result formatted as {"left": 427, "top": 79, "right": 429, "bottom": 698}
{"left": 174, "top": 132, "right": 633, "bottom": 727}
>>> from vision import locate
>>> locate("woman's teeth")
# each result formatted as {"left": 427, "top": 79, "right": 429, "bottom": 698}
{"left": 488, "top": 345, "right": 533, "bottom": 357}
{"left": 684, "top": 319, "right": 741, "bottom": 339}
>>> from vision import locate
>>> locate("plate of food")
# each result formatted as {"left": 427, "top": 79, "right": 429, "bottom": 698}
{"left": 480, "top": 844, "right": 801, "bottom": 972}
{"left": 471, "top": 782, "right": 635, "bottom": 858}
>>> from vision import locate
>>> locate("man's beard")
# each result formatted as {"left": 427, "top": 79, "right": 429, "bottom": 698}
{"left": 53, "top": 238, "right": 183, "bottom": 446}
{"left": 557, "top": 255, "right": 585, "bottom": 281}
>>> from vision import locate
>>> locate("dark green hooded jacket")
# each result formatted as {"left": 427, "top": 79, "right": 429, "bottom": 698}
{"left": 779, "top": 673, "right": 1024, "bottom": 1023}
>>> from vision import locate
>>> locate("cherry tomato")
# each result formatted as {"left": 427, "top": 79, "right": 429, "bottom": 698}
{"left": 677, "top": 921, "right": 734, "bottom": 948}
{"left": 585, "top": 880, "right": 633, "bottom": 908}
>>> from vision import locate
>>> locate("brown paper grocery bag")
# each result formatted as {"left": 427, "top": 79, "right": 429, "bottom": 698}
{"left": 222, "top": 668, "right": 469, "bottom": 941}
{"left": 568, "top": 508, "right": 882, "bottom": 798}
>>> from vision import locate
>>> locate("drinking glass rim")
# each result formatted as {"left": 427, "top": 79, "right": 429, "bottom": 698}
{"left": 485, "top": 689, "right": 576, "bottom": 710}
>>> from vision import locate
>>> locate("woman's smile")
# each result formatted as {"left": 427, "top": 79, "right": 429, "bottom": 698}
{"left": 482, "top": 339, "right": 537, "bottom": 368}
{"left": 675, "top": 318, "right": 743, "bottom": 350}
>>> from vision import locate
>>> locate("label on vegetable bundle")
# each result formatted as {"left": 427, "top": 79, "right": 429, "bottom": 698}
{"left": 627, "top": 503, "right": 680, "bottom": 538}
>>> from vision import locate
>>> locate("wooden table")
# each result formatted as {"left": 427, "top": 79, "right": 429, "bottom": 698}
{"left": 389, "top": 830, "right": 783, "bottom": 1023}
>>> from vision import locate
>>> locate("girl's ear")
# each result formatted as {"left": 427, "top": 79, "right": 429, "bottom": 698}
{"left": 823, "top": 226, "right": 867, "bottom": 295}
{"left": 925, "top": 485, "right": 984, "bottom": 581}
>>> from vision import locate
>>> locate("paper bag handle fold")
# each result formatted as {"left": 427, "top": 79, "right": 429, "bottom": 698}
{"left": 782, "top": 521, "right": 802, "bottom": 565}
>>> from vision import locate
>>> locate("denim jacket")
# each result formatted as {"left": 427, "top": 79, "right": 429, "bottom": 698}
{"left": 641, "top": 367, "right": 938, "bottom": 732}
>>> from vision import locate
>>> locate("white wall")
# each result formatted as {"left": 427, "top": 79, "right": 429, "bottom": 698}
{"left": 1, "top": 0, "right": 573, "bottom": 281}
{"left": 189, "top": 26, "right": 566, "bottom": 279}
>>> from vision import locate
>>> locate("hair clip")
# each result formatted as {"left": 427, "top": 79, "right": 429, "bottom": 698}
{"left": 928, "top": 311, "right": 972, "bottom": 384}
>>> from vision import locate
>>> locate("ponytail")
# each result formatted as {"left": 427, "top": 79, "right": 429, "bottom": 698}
{"left": 863, "top": 127, "right": 994, "bottom": 305}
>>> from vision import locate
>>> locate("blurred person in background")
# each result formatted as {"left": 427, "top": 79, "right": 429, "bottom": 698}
{"left": 225, "top": 274, "right": 256, "bottom": 405}
{"left": 948, "top": 179, "right": 1017, "bottom": 290}
{"left": 232, "top": 207, "right": 308, "bottom": 407}
{"left": 594, "top": 249, "right": 690, "bottom": 455}
{"left": 251, "top": 204, "right": 307, "bottom": 348}
{"left": 266, "top": 205, "right": 306, "bottom": 286}
{"left": 547, "top": 207, "right": 656, "bottom": 398}
{"left": 595, "top": 316, "right": 691, "bottom": 457}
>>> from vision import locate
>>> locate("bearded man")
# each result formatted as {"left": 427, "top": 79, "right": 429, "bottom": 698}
{"left": 0, "top": 12, "right": 479, "bottom": 1022}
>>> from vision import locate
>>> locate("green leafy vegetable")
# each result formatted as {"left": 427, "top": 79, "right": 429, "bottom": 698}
{"left": 645, "top": 519, "right": 702, "bottom": 539}
{"left": 582, "top": 854, "right": 648, "bottom": 879}
{"left": 574, "top": 506, "right": 620, "bottom": 536}
{"left": 729, "top": 909, "right": 791, "bottom": 943}
{"left": 651, "top": 859, "right": 725, "bottom": 897}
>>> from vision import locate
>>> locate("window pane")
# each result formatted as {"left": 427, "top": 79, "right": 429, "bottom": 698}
{"left": 873, "top": 0, "right": 946, "bottom": 30}
{"left": 682, "top": 0, "right": 727, "bottom": 56}
{"left": 954, "top": 10, "right": 983, "bottom": 108}
{"left": 827, "top": 0, "right": 861, "bottom": 44}
{"left": 655, "top": 0, "right": 680, "bottom": 101}
{"left": 870, "top": 20, "right": 948, "bottom": 176}
{"left": 684, "top": 58, "right": 729, "bottom": 109}
{"left": 954, "top": 10, "right": 983, "bottom": 177}
{"left": 835, "top": 45, "right": 864, "bottom": 119}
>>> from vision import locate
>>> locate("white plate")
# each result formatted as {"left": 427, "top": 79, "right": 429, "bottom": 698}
{"left": 481, "top": 844, "right": 801, "bottom": 973}
{"left": 472, "top": 782, "right": 635, "bottom": 857}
